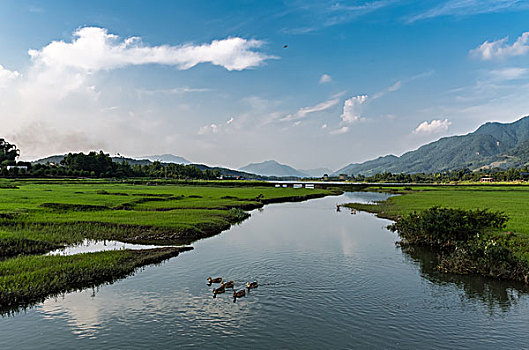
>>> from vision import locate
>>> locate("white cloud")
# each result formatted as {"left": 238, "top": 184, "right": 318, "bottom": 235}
{"left": 319, "top": 74, "right": 332, "bottom": 83}
{"left": 407, "top": 0, "right": 528, "bottom": 23}
{"left": 281, "top": 97, "right": 339, "bottom": 121}
{"left": 321, "top": 123, "right": 328, "bottom": 129}
{"left": 340, "top": 95, "right": 367, "bottom": 124}
{"left": 489, "top": 67, "right": 529, "bottom": 80}
{"left": 0, "top": 65, "right": 20, "bottom": 87}
{"left": 330, "top": 126, "right": 350, "bottom": 135}
{"left": 372, "top": 81, "right": 401, "bottom": 100}
{"left": 198, "top": 123, "right": 219, "bottom": 135}
{"left": 29, "top": 26, "right": 274, "bottom": 72}
{"left": 137, "top": 87, "right": 211, "bottom": 96}
{"left": 413, "top": 119, "right": 451, "bottom": 135}
{"left": 0, "top": 27, "right": 278, "bottom": 159}
{"left": 197, "top": 117, "right": 236, "bottom": 135}
{"left": 387, "top": 81, "right": 401, "bottom": 91}
{"left": 283, "top": 0, "right": 395, "bottom": 34}
{"left": 471, "top": 32, "right": 529, "bottom": 60}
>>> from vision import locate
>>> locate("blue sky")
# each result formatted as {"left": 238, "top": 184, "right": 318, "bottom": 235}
{"left": 1, "top": 0, "right": 529, "bottom": 170}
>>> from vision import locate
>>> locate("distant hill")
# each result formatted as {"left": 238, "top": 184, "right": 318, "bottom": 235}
{"left": 239, "top": 160, "right": 308, "bottom": 177}
{"left": 140, "top": 154, "right": 190, "bottom": 164}
{"left": 32, "top": 154, "right": 152, "bottom": 166}
{"left": 335, "top": 116, "right": 529, "bottom": 176}
{"left": 31, "top": 154, "right": 67, "bottom": 165}
{"left": 299, "top": 167, "right": 334, "bottom": 177}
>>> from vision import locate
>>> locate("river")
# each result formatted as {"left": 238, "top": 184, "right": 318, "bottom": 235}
{"left": 1, "top": 192, "right": 529, "bottom": 349}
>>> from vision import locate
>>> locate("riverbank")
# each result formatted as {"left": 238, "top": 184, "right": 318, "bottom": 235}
{"left": 344, "top": 185, "right": 529, "bottom": 283}
{"left": 0, "top": 179, "right": 339, "bottom": 313}
{"left": 0, "top": 246, "right": 192, "bottom": 313}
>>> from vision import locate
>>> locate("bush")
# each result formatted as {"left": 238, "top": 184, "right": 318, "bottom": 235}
{"left": 388, "top": 207, "right": 508, "bottom": 247}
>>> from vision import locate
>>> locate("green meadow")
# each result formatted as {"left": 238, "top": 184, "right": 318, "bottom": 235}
{"left": 347, "top": 185, "right": 529, "bottom": 234}
{"left": 0, "top": 180, "right": 334, "bottom": 247}
{"left": 0, "top": 179, "right": 336, "bottom": 312}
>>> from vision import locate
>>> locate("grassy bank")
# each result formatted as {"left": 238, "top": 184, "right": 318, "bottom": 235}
{"left": 0, "top": 247, "right": 191, "bottom": 313}
{"left": 0, "top": 180, "right": 337, "bottom": 254}
{"left": 345, "top": 185, "right": 529, "bottom": 282}
{"left": 345, "top": 185, "right": 529, "bottom": 233}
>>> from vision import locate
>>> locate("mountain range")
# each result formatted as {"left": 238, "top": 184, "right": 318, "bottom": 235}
{"left": 238, "top": 160, "right": 332, "bottom": 178}
{"left": 335, "top": 116, "right": 529, "bottom": 176}
{"left": 27, "top": 116, "right": 529, "bottom": 178}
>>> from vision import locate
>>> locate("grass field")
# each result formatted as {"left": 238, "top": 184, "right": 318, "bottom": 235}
{"left": 346, "top": 185, "right": 529, "bottom": 234}
{"left": 0, "top": 180, "right": 335, "bottom": 249}
{"left": 0, "top": 179, "right": 336, "bottom": 312}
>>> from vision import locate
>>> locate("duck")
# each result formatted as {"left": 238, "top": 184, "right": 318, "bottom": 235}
{"left": 207, "top": 277, "right": 222, "bottom": 285}
{"left": 233, "top": 289, "right": 246, "bottom": 302}
{"left": 246, "top": 281, "right": 258, "bottom": 290}
{"left": 213, "top": 285, "right": 225, "bottom": 298}
{"left": 221, "top": 280, "right": 234, "bottom": 289}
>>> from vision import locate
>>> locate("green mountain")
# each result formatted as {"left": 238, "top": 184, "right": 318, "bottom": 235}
{"left": 336, "top": 116, "right": 529, "bottom": 176}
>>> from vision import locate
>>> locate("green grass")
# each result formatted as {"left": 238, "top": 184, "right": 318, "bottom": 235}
{"left": 347, "top": 185, "right": 529, "bottom": 234}
{"left": 0, "top": 247, "right": 190, "bottom": 313}
{"left": 0, "top": 180, "right": 334, "bottom": 251}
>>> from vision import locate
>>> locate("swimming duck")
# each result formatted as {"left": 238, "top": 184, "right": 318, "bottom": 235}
{"left": 233, "top": 289, "right": 246, "bottom": 302}
{"left": 221, "top": 280, "right": 234, "bottom": 289}
{"left": 246, "top": 281, "right": 258, "bottom": 290}
{"left": 207, "top": 277, "right": 222, "bottom": 285}
{"left": 213, "top": 285, "right": 225, "bottom": 298}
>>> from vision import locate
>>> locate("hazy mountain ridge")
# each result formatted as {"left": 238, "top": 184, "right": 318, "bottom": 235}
{"left": 335, "top": 116, "right": 529, "bottom": 175}
{"left": 299, "top": 167, "right": 334, "bottom": 177}
{"left": 139, "top": 154, "right": 191, "bottom": 164}
{"left": 239, "top": 160, "right": 308, "bottom": 177}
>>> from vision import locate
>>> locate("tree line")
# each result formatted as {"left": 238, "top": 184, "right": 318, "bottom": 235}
{"left": 345, "top": 167, "right": 529, "bottom": 183}
{"left": 0, "top": 140, "right": 220, "bottom": 179}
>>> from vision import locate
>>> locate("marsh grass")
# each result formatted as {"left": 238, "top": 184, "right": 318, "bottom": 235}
{"left": 0, "top": 179, "right": 334, "bottom": 254}
{"left": 0, "top": 247, "right": 191, "bottom": 314}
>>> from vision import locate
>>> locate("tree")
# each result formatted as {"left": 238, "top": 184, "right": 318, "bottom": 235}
{"left": 0, "top": 138, "right": 19, "bottom": 165}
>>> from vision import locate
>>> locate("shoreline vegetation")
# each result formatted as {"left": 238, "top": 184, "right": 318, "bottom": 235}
{"left": 0, "top": 247, "right": 192, "bottom": 314}
{"left": 344, "top": 185, "right": 529, "bottom": 283}
{"left": 0, "top": 179, "right": 340, "bottom": 313}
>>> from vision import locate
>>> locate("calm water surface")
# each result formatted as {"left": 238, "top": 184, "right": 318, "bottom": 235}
{"left": 2, "top": 192, "right": 529, "bottom": 349}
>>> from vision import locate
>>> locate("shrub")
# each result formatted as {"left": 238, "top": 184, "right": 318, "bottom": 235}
{"left": 388, "top": 207, "right": 508, "bottom": 247}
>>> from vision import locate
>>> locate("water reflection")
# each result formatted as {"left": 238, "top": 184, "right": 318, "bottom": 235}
{"left": 400, "top": 245, "right": 529, "bottom": 313}
{"left": 38, "top": 273, "right": 256, "bottom": 341}
{"left": 46, "top": 239, "right": 191, "bottom": 256}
